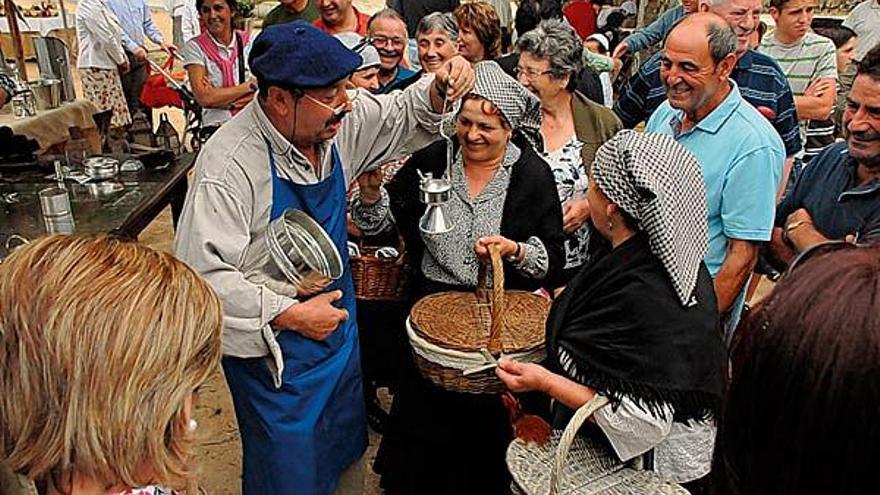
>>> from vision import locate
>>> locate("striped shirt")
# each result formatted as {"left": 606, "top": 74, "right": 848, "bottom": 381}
{"left": 614, "top": 49, "right": 802, "bottom": 157}
{"left": 760, "top": 31, "right": 838, "bottom": 160}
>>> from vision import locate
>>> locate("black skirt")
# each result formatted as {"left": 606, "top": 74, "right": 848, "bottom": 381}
{"left": 373, "top": 347, "right": 514, "bottom": 495}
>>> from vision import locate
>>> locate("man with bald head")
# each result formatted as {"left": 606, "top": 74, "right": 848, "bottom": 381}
{"left": 647, "top": 13, "right": 785, "bottom": 342}
{"left": 615, "top": 0, "right": 801, "bottom": 164}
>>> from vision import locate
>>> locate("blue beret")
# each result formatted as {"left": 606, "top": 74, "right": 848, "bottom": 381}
{"left": 249, "top": 21, "right": 363, "bottom": 89}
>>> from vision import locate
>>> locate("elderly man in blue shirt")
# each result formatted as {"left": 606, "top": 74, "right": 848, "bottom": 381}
{"left": 617, "top": 0, "right": 800, "bottom": 196}
{"left": 107, "top": 0, "right": 177, "bottom": 118}
{"left": 647, "top": 12, "right": 784, "bottom": 344}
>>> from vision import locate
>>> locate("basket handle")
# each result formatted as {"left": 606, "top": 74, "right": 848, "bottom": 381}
{"left": 476, "top": 243, "right": 505, "bottom": 353}
{"left": 550, "top": 394, "right": 610, "bottom": 495}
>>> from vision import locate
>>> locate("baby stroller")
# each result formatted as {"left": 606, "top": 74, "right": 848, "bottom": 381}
{"left": 142, "top": 53, "right": 204, "bottom": 152}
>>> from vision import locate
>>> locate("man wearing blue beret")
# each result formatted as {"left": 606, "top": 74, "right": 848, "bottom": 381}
{"left": 173, "top": 20, "right": 475, "bottom": 495}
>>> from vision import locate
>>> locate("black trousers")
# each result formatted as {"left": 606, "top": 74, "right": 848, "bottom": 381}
{"left": 119, "top": 51, "right": 148, "bottom": 121}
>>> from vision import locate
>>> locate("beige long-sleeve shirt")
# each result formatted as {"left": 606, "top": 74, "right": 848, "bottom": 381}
{"left": 173, "top": 77, "right": 441, "bottom": 384}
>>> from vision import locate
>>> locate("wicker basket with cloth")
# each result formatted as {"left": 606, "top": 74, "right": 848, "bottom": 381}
{"left": 407, "top": 244, "right": 550, "bottom": 394}
{"left": 506, "top": 395, "right": 689, "bottom": 495}
{"left": 350, "top": 239, "right": 411, "bottom": 302}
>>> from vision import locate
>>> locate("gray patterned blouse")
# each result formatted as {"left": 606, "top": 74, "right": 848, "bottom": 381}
{"left": 351, "top": 142, "right": 550, "bottom": 287}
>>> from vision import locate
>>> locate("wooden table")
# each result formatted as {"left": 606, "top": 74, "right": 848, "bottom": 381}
{"left": 0, "top": 151, "right": 193, "bottom": 259}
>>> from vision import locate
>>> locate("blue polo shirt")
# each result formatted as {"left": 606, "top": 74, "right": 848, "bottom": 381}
{"left": 375, "top": 66, "right": 417, "bottom": 94}
{"left": 776, "top": 142, "right": 880, "bottom": 241}
{"left": 647, "top": 81, "right": 785, "bottom": 276}
{"left": 615, "top": 49, "right": 802, "bottom": 158}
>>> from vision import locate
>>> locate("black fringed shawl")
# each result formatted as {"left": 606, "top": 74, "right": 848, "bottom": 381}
{"left": 546, "top": 233, "right": 725, "bottom": 425}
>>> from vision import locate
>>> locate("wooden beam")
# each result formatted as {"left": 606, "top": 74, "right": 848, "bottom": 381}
{"left": 3, "top": 0, "right": 27, "bottom": 80}
{"left": 57, "top": 0, "right": 68, "bottom": 30}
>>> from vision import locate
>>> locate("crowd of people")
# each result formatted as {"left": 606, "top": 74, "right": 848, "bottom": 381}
{"left": 2, "top": 0, "right": 880, "bottom": 494}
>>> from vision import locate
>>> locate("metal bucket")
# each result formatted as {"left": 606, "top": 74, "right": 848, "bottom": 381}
{"left": 28, "top": 79, "right": 62, "bottom": 111}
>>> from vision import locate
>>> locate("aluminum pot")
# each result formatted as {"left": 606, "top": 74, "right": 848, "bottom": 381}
{"left": 241, "top": 209, "right": 343, "bottom": 297}
{"left": 84, "top": 157, "right": 120, "bottom": 180}
{"left": 28, "top": 79, "right": 62, "bottom": 111}
{"left": 266, "top": 209, "right": 343, "bottom": 296}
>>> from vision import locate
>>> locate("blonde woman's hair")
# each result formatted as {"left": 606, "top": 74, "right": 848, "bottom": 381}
{"left": 0, "top": 235, "right": 223, "bottom": 490}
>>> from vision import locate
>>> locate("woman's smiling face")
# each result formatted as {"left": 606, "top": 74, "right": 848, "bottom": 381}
{"left": 456, "top": 97, "right": 511, "bottom": 164}
{"left": 200, "top": 0, "right": 234, "bottom": 39}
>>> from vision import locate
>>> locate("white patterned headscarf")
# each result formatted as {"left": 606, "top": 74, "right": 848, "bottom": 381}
{"left": 469, "top": 61, "right": 542, "bottom": 147}
{"left": 592, "top": 130, "right": 709, "bottom": 306}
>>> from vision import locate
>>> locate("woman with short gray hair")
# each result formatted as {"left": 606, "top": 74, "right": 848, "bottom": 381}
{"left": 416, "top": 12, "right": 460, "bottom": 73}
{"left": 516, "top": 20, "right": 622, "bottom": 279}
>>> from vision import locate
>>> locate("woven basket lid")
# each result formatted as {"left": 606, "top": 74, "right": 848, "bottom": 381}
{"left": 409, "top": 245, "right": 550, "bottom": 354}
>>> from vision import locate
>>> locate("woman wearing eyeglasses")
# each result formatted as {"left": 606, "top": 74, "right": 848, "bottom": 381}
{"left": 516, "top": 20, "right": 621, "bottom": 279}
{"left": 352, "top": 61, "right": 566, "bottom": 494}
{"left": 181, "top": 0, "right": 257, "bottom": 141}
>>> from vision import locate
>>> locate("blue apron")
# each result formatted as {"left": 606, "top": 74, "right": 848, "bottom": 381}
{"left": 221, "top": 143, "right": 367, "bottom": 495}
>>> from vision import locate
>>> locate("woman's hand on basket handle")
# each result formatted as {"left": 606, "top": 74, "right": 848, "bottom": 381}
{"left": 272, "top": 290, "right": 349, "bottom": 341}
{"left": 475, "top": 235, "right": 519, "bottom": 262}
{"left": 496, "top": 358, "right": 552, "bottom": 393}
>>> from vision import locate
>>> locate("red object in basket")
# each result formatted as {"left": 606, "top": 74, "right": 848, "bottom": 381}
{"left": 141, "top": 57, "right": 185, "bottom": 109}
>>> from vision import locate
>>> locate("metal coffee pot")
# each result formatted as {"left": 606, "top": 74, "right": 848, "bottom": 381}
{"left": 418, "top": 92, "right": 457, "bottom": 235}
{"left": 418, "top": 171, "right": 453, "bottom": 234}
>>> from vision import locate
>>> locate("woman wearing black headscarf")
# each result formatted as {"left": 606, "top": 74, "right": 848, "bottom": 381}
{"left": 497, "top": 130, "right": 725, "bottom": 491}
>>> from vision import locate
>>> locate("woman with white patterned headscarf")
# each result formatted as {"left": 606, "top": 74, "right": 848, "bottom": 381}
{"left": 351, "top": 61, "right": 566, "bottom": 494}
{"left": 497, "top": 130, "right": 726, "bottom": 492}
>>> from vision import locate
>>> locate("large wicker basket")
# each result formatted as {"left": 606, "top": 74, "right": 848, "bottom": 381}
{"left": 350, "top": 240, "right": 411, "bottom": 302}
{"left": 507, "top": 395, "right": 689, "bottom": 495}
{"left": 408, "top": 244, "right": 550, "bottom": 394}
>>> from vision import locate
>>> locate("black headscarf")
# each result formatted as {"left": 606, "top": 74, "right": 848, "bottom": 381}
{"left": 547, "top": 234, "right": 724, "bottom": 423}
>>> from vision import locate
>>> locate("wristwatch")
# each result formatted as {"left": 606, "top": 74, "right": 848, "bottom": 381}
{"left": 505, "top": 242, "right": 523, "bottom": 263}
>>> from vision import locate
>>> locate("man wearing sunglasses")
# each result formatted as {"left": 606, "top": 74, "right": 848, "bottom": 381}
{"left": 769, "top": 43, "right": 880, "bottom": 268}
{"left": 173, "top": 21, "right": 475, "bottom": 495}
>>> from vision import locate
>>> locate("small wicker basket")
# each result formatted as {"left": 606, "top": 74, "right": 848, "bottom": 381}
{"left": 408, "top": 244, "right": 550, "bottom": 394}
{"left": 350, "top": 240, "right": 411, "bottom": 302}
{"left": 506, "top": 395, "right": 690, "bottom": 495}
